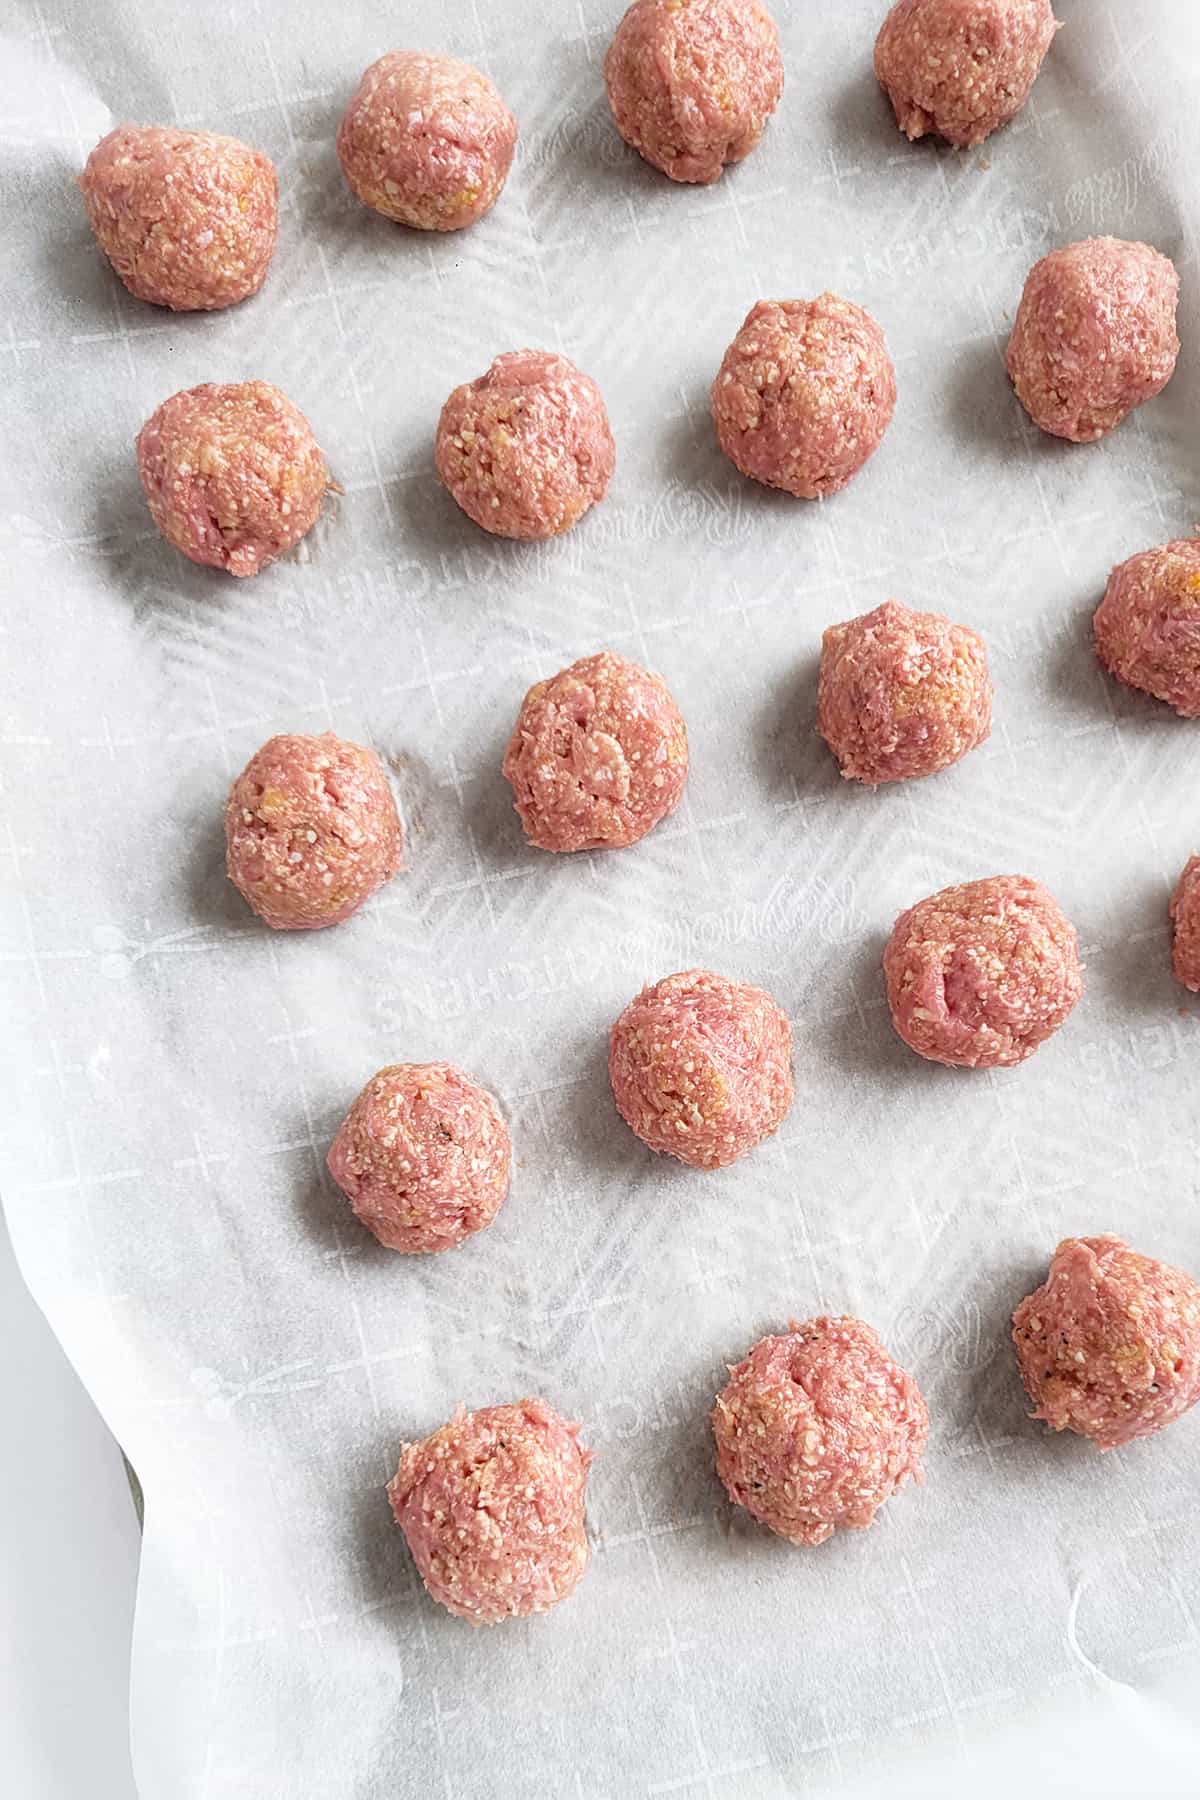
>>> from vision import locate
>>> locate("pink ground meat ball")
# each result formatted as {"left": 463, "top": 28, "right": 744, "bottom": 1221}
{"left": 225, "top": 732, "right": 402, "bottom": 931}
{"left": 388, "top": 1399, "right": 592, "bottom": 1624}
{"left": 609, "top": 968, "right": 793, "bottom": 1168}
{"left": 1013, "top": 1236, "right": 1200, "bottom": 1450}
{"left": 712, "top": 1317, "right": 929, "bottom": 1545}
{"left": 883, "top": 874, "right": 1082, "bottom": 1069}
{"left": 1006, "top": 237, "right": 1180, "bottom": 442}
{"left": 874, "top": 0, "right": 1058, "bottom": 148}
{"left": 1171, "top": 856, "right": 1200, "bottom": 992}
{"left": 818, "top": 599, "right": 992, "bottom": 785}
{"left": 502, "top": 650, "right": 688, "bottom": 853}
{"left": 435, "top": 350, "right": 614, "bottom": 540}
{"left": 1093, "top": 540, "right": 1200, "bottom": 718}
{"left": 337, "top": 51, "right": 517, "bottom": 231}
{"left": 326, "top": 1063, "right": 511, "bottom": 1254}
{"left": 80, "top": 124, "right": 277, "bottom": 311}
{"left": 136, "top": 382, "right": 329, "bottom": 578}
{"left": 603, "top": 0, "right": 783, "bottom": 185}
{"left": 712, "top": 296, "right": 896, "bottom": 499}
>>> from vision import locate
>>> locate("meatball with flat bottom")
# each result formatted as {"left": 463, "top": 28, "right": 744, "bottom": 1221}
{"left": 874, "top": 0, "right": 1058, "bottom": 148}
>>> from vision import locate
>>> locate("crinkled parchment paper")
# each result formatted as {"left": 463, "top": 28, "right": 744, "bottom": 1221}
{"left": 2, "top": 1, "right": 1199, "bottom": 1793}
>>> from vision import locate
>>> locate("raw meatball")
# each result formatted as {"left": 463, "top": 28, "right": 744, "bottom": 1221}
{"left": 712, "top": 296, "right": 896, "bottom": 499}
{"left": 1013, "top": 1235, "right": 1200, "bottom": 1450}
{"left": 327, "top": 1063, "right": 510, "bottom": 1253}
{"left": 136, "top": 382, "right": 329, "bottom": 578}
{"left": 1093, "top": 540, "right": 1200, "bottom": 717}
{"left": 80, "top": 124, "right": 277, "bottom": 311}
{"left": 502, "top": 651, "right": 688, "bottom": 853}
{"left": 874, "top": 0, "right": 1058, "bottom": 148}
{"left": 225, "top": 732, "right": 402, "bottom": 930}
{"left": 337, "top": 51, "right": 517, "bottom": 230}
{"left": 388, "top": 1399, "right": 592, "bottom": 1624}
{"left": 1171, "top": 856, "right": 1200, "bottom": 992}
{"left": 609, "top": 968, "right": 793, "bottom": 1168}
{"left": 818, "top": 599, "right": 992, "bottom": 785}
{"left": 603, "top": 0, "right": 784, "bottom": 184}
{"left": 883, "top": 874, "right": 1082, "bottom": 1069}
{"left": 712, "top": 1317, "right": 929, "bottom": 1544}
{"left": 1006, "top": 238, "right": 1180, "bottom": 442}
{"left": 435, "top": 350, "right": 614, "bottom": 540}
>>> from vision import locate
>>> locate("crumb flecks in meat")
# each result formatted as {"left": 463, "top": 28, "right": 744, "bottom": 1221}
{"left": 1093, "top": 539, "right": 1200, "bottom": 717}
{"left": 818, "top": 599, "right": 992, "bottom": 785}
{"left": 502, "top": 650, "right": 688, "bottom": 852}
{"left": 225, "top": 732, "right": 402, "bottom": 930}
{"left": 388, "top": 1399, "right": 592, "bottom": 1624}
{"left": 327, "top": 1063, "right": 511, "bottom": 1253}
{"left": 609, "top": 968, "right": 793, "bottom": 1168}
{"left": 1171, "top": 855, "right": 1200, "bottom": 992}
{"left": 712, "top": 295, "right": 896, "bottom": 499}
{"left": 874, "top": 0, "right": 1058, "bottom": 149}
{"left": 435, "top": 350, "right": 614, "bottom": 540}
{"left": 713, "top": 1317, "right": 929, "bottom": 1545}
{"left": 883, "top": 874, "right": 1082, "bottom": 1069}
{"left": 604, "top": 0, "right": 783, "bottom": 185}
{"left": 337, "top": 51, "right": 516, "bottom": 230}
{"left": 136, "top": 382, "right": 328, "bottom": 577}
{"left": 1007, "top": 237, "right": 1180, "bottom": 442}
{"left": 1013, "top": 1236, "right": 1200, "bottom": 1450}
{"left": 80, "top": 124, "right": 277, "bottom": 311}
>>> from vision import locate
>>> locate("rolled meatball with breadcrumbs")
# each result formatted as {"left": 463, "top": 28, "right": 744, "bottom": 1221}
{"left": 604, "top": 0, "right": 784, "bottom": 184}
{"left": 80, "top": 123, "right": 277, "bottom": 310}
{"left": 436, "top": 350, "right": 614, "bottom": 540}
{"left": 136, "top": 382, "right": 329, "bottom": 578}
{"left": 388, "top": 1399, "right": 592, "bottom": 1624}
{"left": 712, "top": 296, "right": 896, "bottom": 499}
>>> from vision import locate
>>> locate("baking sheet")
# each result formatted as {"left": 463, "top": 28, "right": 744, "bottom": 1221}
{"left": 3, "top": 1, "right": 1200, "bottom": 1794}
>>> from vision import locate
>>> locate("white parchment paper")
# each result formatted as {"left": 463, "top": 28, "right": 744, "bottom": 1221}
{"left": 3, "top": 1, "right": 1200, "bottom": 1794}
